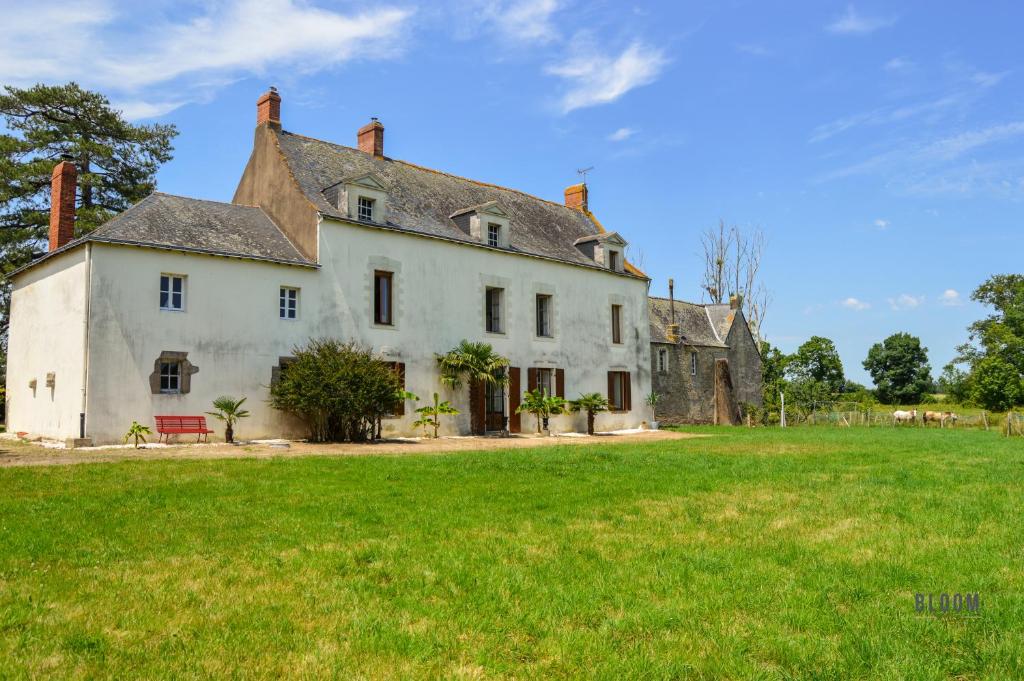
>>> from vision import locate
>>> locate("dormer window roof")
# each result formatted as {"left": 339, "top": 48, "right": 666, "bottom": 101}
{"left": 323, "top": 172, "right": 388, "bottom": 224}
{"left": 450, "top": 200, "right": 511, "bottom": 249}
{"left": 574, "top": 231, "right": 628, "bottom": 271}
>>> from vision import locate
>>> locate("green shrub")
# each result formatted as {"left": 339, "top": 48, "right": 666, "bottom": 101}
{"left": 269, "top": 339, "right": 400, "bottom": 442}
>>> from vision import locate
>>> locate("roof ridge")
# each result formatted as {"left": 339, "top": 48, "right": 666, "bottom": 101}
{"left": 648, "top": 294, "right": 709, "bottom": 306}
{"left": 150, "top": 191, "right": 261, "bottom": 209}
{"left": 280, "top": 129, "right": 585, "bottom": 215}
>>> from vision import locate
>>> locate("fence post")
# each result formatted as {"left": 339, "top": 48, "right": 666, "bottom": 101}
{"left": 780, "top": 392, "right": 786, "bottom": 428}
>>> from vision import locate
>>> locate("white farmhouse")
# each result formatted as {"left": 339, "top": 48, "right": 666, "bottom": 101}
{"left": 6, "top": 88, "right": 652, "bottom": 444}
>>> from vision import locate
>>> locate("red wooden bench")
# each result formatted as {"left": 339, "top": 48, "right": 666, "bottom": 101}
{"left": 154, "top": 415, "right": 215, "bottom": 443}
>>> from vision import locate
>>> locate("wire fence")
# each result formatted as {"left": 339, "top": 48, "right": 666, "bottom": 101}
{"left": 748, "top": 400, "right": 1024, "bottom": 436}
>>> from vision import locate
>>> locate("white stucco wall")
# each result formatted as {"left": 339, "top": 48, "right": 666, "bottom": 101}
{"left": 6, "top": 248, "right": 89, "bottom": 438}
{"left": 21, "top": 219, "right": 650, "bottom": 444}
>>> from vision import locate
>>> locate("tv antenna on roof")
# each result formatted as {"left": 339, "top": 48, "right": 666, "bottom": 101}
{"left": 577, "top": 166, "right": 594, "bottom": 184}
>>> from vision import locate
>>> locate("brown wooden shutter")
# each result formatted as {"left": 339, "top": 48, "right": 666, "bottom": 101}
{"left": 508, "top": 367, "right": 521, "bottom": 433}
{"left": 623, "top": 371, "right": 632, "bottom": 411}
{"left": 555, "top": 368, "right": 565, "bottom": 399}
{"left": 607, "top": 371, "right": 615, "bottom": 409}
{"left": 527, "top": 367, "right": 538, "bottom": 393}
{"left": 470, "top": 379, "right": 486, "bottom": 435}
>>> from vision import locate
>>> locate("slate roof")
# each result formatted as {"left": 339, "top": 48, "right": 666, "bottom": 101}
{"left": 648, "top": 296, "right": 729, "bottom": 348}
{"left": 275, "top": 130, "right": 643, "bottom": 275}
{"left": 16, "top": 193, "right": 313, "bottom": 273}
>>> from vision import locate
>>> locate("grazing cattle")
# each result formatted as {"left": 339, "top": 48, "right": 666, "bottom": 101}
{"left": 924, "top": 411, "right": 958, "bottom": 428}
{"left": 893, "top": 409, "right": 917, "bottom": 425}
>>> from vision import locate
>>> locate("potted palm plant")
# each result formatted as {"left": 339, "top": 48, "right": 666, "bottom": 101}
{"left": 516, "top": 388, "right": 568, "bottom": 434}
{"left": 206, "top": 396, "right": 250, "bottom": 443}
{"left": 436, "top": 340, "right": 509, "bottom": 434}
{"left": 569, "top": 393, "right": 610, "bottom": 435}
{"left": 646, "top": 391, "right": 661, "bottom": 429}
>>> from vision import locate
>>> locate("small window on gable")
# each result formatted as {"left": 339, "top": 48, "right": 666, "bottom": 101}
{"left": 159, "top": 361, "right": 181, "bottom": 394}
{"left": 358, "top": 196, "right": 375, "bottom": 222}
{"left": 536, "top": 294, "right": 552, "bottom": 337}
{"left": 691, "top": 351, "right": 698, "bottom": 376}
{"left": 611, "top": 304, "right": 623, "bottom": 344}
{"left": 486, "top": 287, "right": 504, "bottom": 333}
{"left": 279, "top": 287, "right": 299, "bottom": 320}
{"left": 658, "top": 348, "right": 668, "bottom": 373}
{"left": 160, "top": 274, "right": 185, "bottom": 311}
{"left": 374, "top": 271, "right": 393, "bottom": 325}
{"left": 487, "top": 223, "right": 500, "bottom": 248}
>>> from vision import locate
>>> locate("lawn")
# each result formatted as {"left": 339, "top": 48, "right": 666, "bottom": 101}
{"left": 1, "top": 428, "right": 1022, "bottom": 679}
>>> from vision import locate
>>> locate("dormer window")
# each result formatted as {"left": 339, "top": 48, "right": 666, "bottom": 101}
{"left": 608, "top": 250, "right": 620, "bottom": 271}
{"left": 573, "top": 231, "right": 628, "bottom": 271}
{"left": 358, "top": 196, "right": 375, "bottom": 222}
{"left": 450, "top": 201, "right": 510, "bottom": 249}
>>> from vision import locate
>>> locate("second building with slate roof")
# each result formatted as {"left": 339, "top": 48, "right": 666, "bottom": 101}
{"left": 6, "top": 88, "right": 654, "bottom": 444}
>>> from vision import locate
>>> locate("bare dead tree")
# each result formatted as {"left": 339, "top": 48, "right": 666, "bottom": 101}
{"left": 701, "top": 220, "right": 770, "bottom": 343}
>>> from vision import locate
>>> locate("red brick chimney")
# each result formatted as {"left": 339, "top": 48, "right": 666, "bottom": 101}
{"left": 48, "top": 160, "right": 77, "bottom": 252}
{"left": 358, "top": 118, "right": 384, "bottom": 156}
{"left": 564, "top": 183, "right": 587, "bottom": 211}
{"left": 256, "top": 86, "right": 281, "bottom": 128}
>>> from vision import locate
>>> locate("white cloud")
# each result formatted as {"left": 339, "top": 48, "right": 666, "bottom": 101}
{"left": 940, "top": 289, "right": 963, "bottom": 306}
{"left": 884, "top": 57, "right": 915, "bottom": 73}
{"left": 842, "top": 297, "right": 871, "bottom": 311}
{"left": 0, "top": 0, "right": 415, "bottom": 119}
{"left": 874, "top": 218, "right": 890, "bottom": 229}
{"left": 546, "top": 38, "right": 668, "bottom": 114}
{"left": 736, "top": 43, "right": 772, "bottom": 57}
{"left": 481, "top": 0, "right": 562, "bottom": 44}
{"left": 919, "top": 121, "right": 1024, "bottom": 161}
{"left": 888, "top": 294, "right": 925, "bottom": 311}
{"left": 826, "top": 5, "right": 897, "bottom": 35}
{"left": 607, "top": 127, "right": 637, "bottom": 142}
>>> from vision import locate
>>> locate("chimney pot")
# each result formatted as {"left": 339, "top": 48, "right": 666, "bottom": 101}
{"left": 564, "top": 183, "right": 588, "bottom": 211}
{"left": 48, "top": 160, "right": 77, "bottom": 252}
{"left": 256, "top": 87, "right": 281, "bottom": 128}
{"left": 358, "top": 119, "right": 385, "bottom": 157}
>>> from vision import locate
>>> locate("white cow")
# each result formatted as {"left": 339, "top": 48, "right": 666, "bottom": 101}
{"left": 893, "top": 409, "right": 918, "bottom": 426}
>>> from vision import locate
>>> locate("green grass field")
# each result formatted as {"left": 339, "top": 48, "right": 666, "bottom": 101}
{"left": 2, "top": 428, "right": 1022, "bottom": 679}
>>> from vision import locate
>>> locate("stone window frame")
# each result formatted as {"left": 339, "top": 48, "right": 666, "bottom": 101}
{"left": 149, "top": 351, "right": 199, "bottom": 395}
{"left": 367, "top": 256, "right": 403, "bottom": 331}
{"left": 658, "top": 348, "right": 669, "bottom": 373}
{"left": 691, "top": 350, "right": 698, "bottom": 376}
{"left": 487, "top": 223, "right": 501, "bottom": 248}
{"left": 357, "top": 195, "right": 375, "bottom": 222}
{"left": 480, "top": 274, "right": 512, "bottom": 338}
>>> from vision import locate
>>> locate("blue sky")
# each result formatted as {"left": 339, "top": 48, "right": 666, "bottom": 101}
{"left": 3, "top": 1, "right": 1022, "bottom": 383}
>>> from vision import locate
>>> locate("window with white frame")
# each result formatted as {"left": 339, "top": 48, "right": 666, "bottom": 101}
{"left": 160, "top": 274, "right": 185, "bottom": 311}
{"left": 691, "top": 351, "right": 697, "bottom": 376}
{"left": 487, "top": 223, "right": 500, "bottom": 248}
{"left": 485, "top": 287, "right": 504, "bottom": 333}
{"left": 357, "top": 196, "right": 375, "bottom": 222}
{"left": 536, "top": 294, "right": 552, "bottom": 337}
{"left": 279, "top": 287, "right": 299, "bottom": 319}
{"left": 159, "top": 361, "right": 181, "bottom": 394}
{"left": 658, "top": 348, "right": 668, "bottom": 373}
{"left": 536, "top": 368, "right": 554, "bottom": 397}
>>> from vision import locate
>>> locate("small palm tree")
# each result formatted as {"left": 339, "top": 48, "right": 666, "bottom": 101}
{"left": 437, "top": 340, "right": 509, "bottom": 433}
{"left": 569, "top": 393, "right": 610, "bottom": 435}
{"left": 516, "top": 388, "right": 568, "bottom": 434}
{"left": 123, "top": 421, "right": 152, "bottom": 449}
{"left": 206, "top": 396, "right": 250, "bottom": 443}
{"left": 414, "top": 392, "right": 460, "bottom": 438}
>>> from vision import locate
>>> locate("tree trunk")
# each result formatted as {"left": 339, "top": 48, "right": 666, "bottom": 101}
{"left": 587, "top": 412, "right": 595, "bottom": 435}
{"left": 225, "top": 424, "right": 234, "bottom": 443}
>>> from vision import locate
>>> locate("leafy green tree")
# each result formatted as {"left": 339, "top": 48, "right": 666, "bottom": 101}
{"left": 938, "top": 363, "right": 971, "bottom": 404}
{"left": 786, "top": 336, "right": 845, "bottom": 394}
{"left": 862, "top": 332, "right": 932, "bottom": 405}
{"left": 414, "top": 392, "right": 460, "bottom": 439}
{"left": 0, "top": 82, "right": 177, "bottom": 381}
{"left": 206, "top": 396, "right": 250, "bottom": 444}
{"left": 759, "top": 341, "right": 788, "bottom": 422}
{"left": 569, "top": 392, "right": 609, "bottom": 435}
{"left": 436, "top": 340, "right": 509, "bottom": 432}
{"left": 269, "top": 339, "right": 400, "bottom": 442}
{"left": 516, "top": 388, "right": 567, "bottom": 434}
{"left": 970, "top": 356, "right": 1024, "bottom": 411}
{"left": 951, "top": 274, "right": 1024, "bottom": 410}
